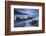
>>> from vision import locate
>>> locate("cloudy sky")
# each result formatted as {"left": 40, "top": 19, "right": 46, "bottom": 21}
{"left": 14, "top": 8, "right": 39, "bottom": 17}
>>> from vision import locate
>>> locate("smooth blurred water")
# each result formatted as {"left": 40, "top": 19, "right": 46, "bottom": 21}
{"left": 14, "top": 17, "right": 39, "bottom": 27}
